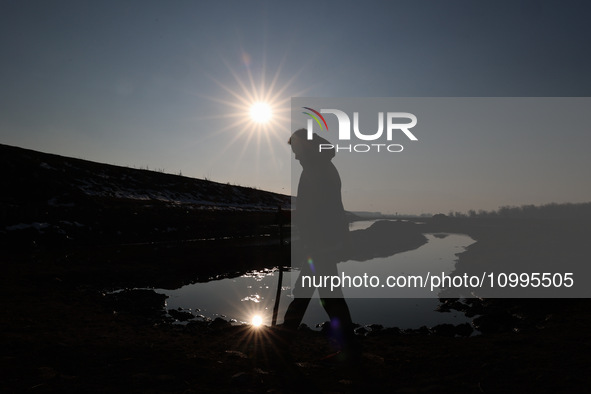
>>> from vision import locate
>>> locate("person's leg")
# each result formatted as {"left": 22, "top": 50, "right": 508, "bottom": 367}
{"left": 318, "top": 286, "right": 355, "bottom": 342}
{"left": 316, "top": 260, "right": 361, "bottom": 363}
{"left": 282, "top": 257, "right": 315, "bottom": 330}
{"left": 320, "top": 297, "right": 353, "bottom": 331}
{"left": 314, "top": 256, "right": 353, "bottom": 328}
{"left": 282, "top": 297, "right": 312, "bottom": 330}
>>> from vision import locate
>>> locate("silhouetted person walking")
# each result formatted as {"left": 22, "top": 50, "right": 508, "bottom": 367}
{"left": 282, "top": 128, "right": 359, "bottom": 362}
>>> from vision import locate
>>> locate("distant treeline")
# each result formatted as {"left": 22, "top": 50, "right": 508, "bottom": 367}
{"left": 447, "top": 202, "right": 591, "bottom": 219}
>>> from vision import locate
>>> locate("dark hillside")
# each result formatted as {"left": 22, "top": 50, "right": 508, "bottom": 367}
{"left": 0, "top": 143, "right": 290, "bottom": 250}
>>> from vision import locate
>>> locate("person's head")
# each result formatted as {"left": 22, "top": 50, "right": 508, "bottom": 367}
{"left": 288, "top": 128, "right": 335, "bottom": 165}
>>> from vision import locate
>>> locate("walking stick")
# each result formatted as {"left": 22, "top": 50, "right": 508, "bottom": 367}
{"left": 272, "top": 207, "right": 285, "bottom": 326}
{"left": 272, "top": 265, "right": 283, "bottom": 326}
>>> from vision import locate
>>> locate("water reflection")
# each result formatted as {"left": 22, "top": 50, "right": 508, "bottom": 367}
{"left": 156, "top": 232, "right": 475, "bottom": 329}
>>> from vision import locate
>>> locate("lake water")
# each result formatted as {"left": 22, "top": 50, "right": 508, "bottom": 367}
{"left": 155, "top": 221, "right": 476, "bottom": 330}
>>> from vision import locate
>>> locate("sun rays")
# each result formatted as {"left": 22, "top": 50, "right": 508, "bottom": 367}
{"left": 198, "top": 51, "right": 309, "bottom": 178}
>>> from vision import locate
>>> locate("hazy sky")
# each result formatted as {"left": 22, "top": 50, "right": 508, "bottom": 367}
{"left": 1, "top": 1, "right": 590, "bottom": 214}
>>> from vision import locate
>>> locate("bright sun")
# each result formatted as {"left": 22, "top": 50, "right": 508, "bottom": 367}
{"left": 202, "top": 51, "right": 308, "bottom": 174}
{"left": 249, "top": 102, "right": 272, "bottom": 123}
{"left": 251, "top": 315, "right": 263, "bottom": 327}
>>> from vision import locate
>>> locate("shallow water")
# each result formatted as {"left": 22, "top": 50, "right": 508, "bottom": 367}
{"left": 156, "top": 222, "right": 476, "bottom": 329}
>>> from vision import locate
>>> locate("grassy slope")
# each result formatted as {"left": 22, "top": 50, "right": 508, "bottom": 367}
{"left": 0, "top": 143, "right": 290, "bottom": 249}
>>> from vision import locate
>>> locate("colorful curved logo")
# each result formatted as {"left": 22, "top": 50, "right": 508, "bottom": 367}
{"left": 302, "top": 107, "right": 328, "bottom": 131}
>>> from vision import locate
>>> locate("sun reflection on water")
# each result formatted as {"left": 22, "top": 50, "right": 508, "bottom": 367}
{"left": 251, "top": 315, "right": 263, "bottom": 327}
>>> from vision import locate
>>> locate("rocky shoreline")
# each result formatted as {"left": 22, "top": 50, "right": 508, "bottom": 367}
{"left": 3, "top": 220, "right": 591, "bottom": 392}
